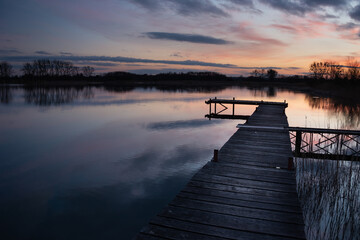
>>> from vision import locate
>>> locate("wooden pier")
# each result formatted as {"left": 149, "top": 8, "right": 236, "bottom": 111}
{"left": 136, "top": 101, "right": 305, "bottom": 239}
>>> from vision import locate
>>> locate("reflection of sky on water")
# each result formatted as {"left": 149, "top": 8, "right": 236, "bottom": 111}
{"left": 0, "top": 86, "right": 359, "bottom": 239}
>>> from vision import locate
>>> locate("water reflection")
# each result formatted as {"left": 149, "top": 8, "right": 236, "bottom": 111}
{"left": 296, "top": 159, "right": 360, "bottom": 240}
{"left": 0, "top": 86, "right": 12, "bottom": 103}
{"left": 102, "top": 85, "right": 135, "bottom": 93}
{"left": 154, "top": 85, "right": 227, "bottom": 93}
{"left": 306, "top": 96, "right": 360, "bottom": 128}
{"left": 23, "top": 86, "right": 94, "bottom": 106}
{"left": 245, "top": 86, "right": 277, "bottom": 97}
{"left": 147, "top": 119, "right": 223, "bottom": 130}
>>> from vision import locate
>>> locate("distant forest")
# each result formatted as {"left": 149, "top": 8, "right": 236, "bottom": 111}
{"left": 1, "top": 58, "right": 360, "bottom": 83}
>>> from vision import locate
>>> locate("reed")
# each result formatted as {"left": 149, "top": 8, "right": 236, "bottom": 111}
{"left": 296, "top": 157, "right": 360, "bottom": 239}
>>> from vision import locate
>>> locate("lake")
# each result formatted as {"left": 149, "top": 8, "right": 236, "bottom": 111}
{"left": 0, "top": 85, "right": 359, "bottom": 239}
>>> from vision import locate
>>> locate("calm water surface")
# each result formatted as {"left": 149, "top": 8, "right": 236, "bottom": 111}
{"left": 0, "top": 85, "right": 359, "bottom": 239}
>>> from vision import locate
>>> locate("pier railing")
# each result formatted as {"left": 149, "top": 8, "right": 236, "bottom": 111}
{"left": 205, "top": 97, "right": 288, "bottom": 120}
{"left": 288, "top": 127, "right": 360, "bottom": 161}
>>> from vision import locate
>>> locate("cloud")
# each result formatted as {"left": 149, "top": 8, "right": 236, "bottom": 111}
{"left": 304, "top": 0, "right": 347, "bottom": 7}
{"left": 0, "top": 55, "right": 239, "bottom": 68}
{"left": 350, "top": 4, "right": 360, "bottom": 21}
{"left": 34, "top": 51, "right": 51, "bottom": 55}
{"left": 147, "top": 119, "right": 223, "bottom": 130}
{"left": 60, "top": 51, "right": 73, "bottom": 56}
{"left": 0, "top": 49, "right": 22, "bottom": 55}
{"left": 233, "top": 22, "right": 287, "bottom": 46}
{"left": 228, "top": 0, "right": 254, "bottom": 6}
{"left": 132, "top": 0, "right": 159, "bottom": 10}
{"left": 286, "top": 67, "right": 302, "bottom": 70}
{"left": 145, "top": 32, "right": 233, "bottom": 45}
{"left": 0, "top": 55, "right": 296, "bottom": 72}
{"left": 271, "top": 24, "right": 298, "bottom": 33}
{"left": 337, "top": 22, "right": 360, "bottom": 30}
{"left": 259, "top": 0, "right": 348, "bottom": 16}
{"left": 259, "top": 0, "right": 308, "bottom": 16}
{"left": 170, "top": 52, "right": 182, "bottom": 58}
{"left": 133, "top": 0, "right": 229, "bottom": 17}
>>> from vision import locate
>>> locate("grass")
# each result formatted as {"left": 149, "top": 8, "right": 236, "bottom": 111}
{"left": 296, "top": 158, "right": 360, "bottom": 240}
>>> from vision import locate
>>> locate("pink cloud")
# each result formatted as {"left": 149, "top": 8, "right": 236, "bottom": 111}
{"left": 270, "top": 15, "right": 338, "bottom": 39}
{"left": 232, "top": 22, "right": 287, "bottom": 47}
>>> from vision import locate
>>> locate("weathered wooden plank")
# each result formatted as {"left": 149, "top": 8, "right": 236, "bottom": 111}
{"left": 220, "top": 147, "right": 292, "bottom": 157}
{"left": 188, "top": 180, "right": 299, "bottom": 201}
{"left": 227, "top": 139, "right": 291, "bottom": 147}
{"left": 218, "top": 154, "right": 289, "bottom": 164}
{"left": 204, "top": 162, "right": 296, "bottom": 180}
{"left": 149, "top": 216, "right": 297, "bottom": 240}
{"left": 193, "top": 172, "right": 298, "bottom": 193}
{"left": 178, "top": 190, "right": 302, "bottom": 214}
{"left": 217, "top": 155, "right": 289, "bottom": 168}
{"left": 158, "top": 206, "right": 306, "bottom": 239}
{"left": 222, "top": 144, "right": 291, "bottom": 152}
{"left": 170, "top": 197, "right": 304, "bottom": 224}
{"left": 135, "top": 233, "right": 168, "bottom": 240}
{"left": 200, "top": 167, "right": 297, "bottom": 185}
{"left": 182, "top": 186, "right": 302, "bottom": 209}
{"left": 139, "top": 224, "right": 225, "bottom": 240}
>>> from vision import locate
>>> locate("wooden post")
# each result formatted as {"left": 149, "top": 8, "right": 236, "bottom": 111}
{"left": 209, "top": 101, "right": 211, "bottom": 120}
{"left": 232, "top": 97, "right": 235, "bottom": 116}
{"left": 288, "top": 157, "right": 294, "bottom": 170}
{"left": 295, "top": 131, "right": 301, "bottom": 157}
{"left": 213, "top": 149, "right": 218, "bottom": 162}
{"left": 214, "top": 97, "right": 217, "bottom": 115}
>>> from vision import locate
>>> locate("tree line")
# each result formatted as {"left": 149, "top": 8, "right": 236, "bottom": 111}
{"left": 250, "top": 69, "right": 278, "bottom": 80}
{"left": 309, "top": 58, "right": 360, "bottom": 80}
{"left": 0, "top": 59, "right": 94, "bottom": 78}
{"left": 22, "top": 59, "right": 94, "bottom": 77}
{"left": 2, "top": 58, "right": 360, "bottom": 81}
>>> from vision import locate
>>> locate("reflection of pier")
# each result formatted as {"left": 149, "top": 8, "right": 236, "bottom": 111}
{"left": 136, "top": 99, "right": 306, "bottom": 239}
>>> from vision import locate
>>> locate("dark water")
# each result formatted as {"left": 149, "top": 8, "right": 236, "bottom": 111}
{"left": 0, "top": 85, "right": 359, "bottom": 239}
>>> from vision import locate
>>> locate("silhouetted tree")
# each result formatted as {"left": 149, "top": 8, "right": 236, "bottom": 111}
{"left": 310, "top": 62, "right": 328, "bottom": 79}
{"left": 82, "top": 66, "right": 94, "bottom": 77}
{"left": 21, "top": 59, "right": 81, "bottom": 77}
{"left": 22, "top": 63, "right": 34, "bottom": 76}
{"left": 345, "top": 57, "right": 360, "bottom": 80}
{"left": 0, "top": 62, "right": 13, "bottom": 77}
{"left": 327, "top": 61, "right": 344, "bottom": 80}
{"left": 267, "top": 69, "right": 278, "bottom": 80}
{"left": 250, "top": 69, "right": 266, "bottom": 78}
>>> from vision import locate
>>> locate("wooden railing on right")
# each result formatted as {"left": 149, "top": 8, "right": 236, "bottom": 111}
{"left": 288, "top": 127, "right": 360, "bottom": 161}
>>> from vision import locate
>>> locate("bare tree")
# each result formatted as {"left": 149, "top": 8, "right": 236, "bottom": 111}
{"left": 267, "top": 69, "right": 278, "bottom": 80}
{"left": 309, "top": 62, "right": 328, "bottom": 79}
{"left": 0, "top": 62, "right": 13, "bottom": 77}
{"left": 22, "top": 63, "right": 34, "bottom": 76}
{"left": 250, "top": 69, "right": 266, "bottom": 78}
{"left": 326, "top": 61, "right": 343, "bottom": 80}
{"left": 345, "top": 57, "right": 360, "bottom": 80}
{"left": 82, "top": 66, "right": 94, "bottom": 77}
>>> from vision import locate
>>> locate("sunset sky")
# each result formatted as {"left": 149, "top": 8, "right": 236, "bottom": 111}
{"left": 1, "top": 0, "right": 360, "bottom": 75}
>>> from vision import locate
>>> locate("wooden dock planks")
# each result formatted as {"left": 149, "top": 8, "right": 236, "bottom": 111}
{"left": 135, "top": 104, "right": 306, "bottom": 240}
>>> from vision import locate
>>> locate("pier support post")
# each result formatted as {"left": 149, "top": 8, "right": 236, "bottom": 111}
{"left": 213, "top": 149, "right": 218, "bottom": 162}
{"left": 209, "top": 100, "right": 211, "bottom": 120}
{"left": 288, "top": 157, "right": 294, "bottom": 170}
{"left": 232, "top": 97, "right": 235, "bottom": 116}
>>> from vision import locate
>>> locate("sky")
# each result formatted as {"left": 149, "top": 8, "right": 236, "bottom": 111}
{"left": 1, "top": 0, "right": 360, "bottom": 76}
